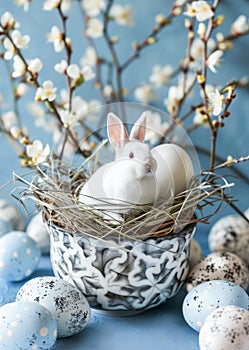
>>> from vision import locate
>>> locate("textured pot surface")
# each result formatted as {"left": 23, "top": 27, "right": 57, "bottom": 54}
{"left": 48, "top": 223, "right": 195, "bottom": 315}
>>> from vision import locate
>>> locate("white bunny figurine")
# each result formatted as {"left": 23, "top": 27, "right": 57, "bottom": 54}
{"left": 79, "top": 112, "right": 158, "bottom": 223}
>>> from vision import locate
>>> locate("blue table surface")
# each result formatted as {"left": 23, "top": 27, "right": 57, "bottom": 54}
{"left": 3, "top": 227, "right": 211, "bottom": 350}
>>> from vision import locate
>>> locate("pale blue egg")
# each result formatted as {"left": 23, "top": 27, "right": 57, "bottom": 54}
{"left": 0, "top": 301, "right": 57, "bottom": 349}
{"left": 0, "top": 231, "right": 41, "bottom": 281}
{"left": 17, "top": 276, "right": 91, "bottom": 338}
{"left": 182, "top": 280, "right": 249, "bottom": 332}
{"left": 0, "top": 219, "right": 12, "bottom": 237}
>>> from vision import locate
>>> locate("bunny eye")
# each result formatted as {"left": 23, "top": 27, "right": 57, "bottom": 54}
{"left": 129, "top": 152, "right": 134, "bottom": 159}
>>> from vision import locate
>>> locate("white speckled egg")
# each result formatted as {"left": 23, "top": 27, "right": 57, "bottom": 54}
{"left": 0, "top": 219, "right": 12, "bottom": 237}
{"left": 27, "top": 212, "right": 50, "bottom": 255}
{"left": 0, "top": 199, "right": 25, "bottom": 231}
{"left": 199, "top": 305, "right": 249, "bottom": 350}
{"left": 16, "top": 276, "right": 91, "bottom": 338}
{"left": 186, "top": 252, "right": 249, "bottom": 292}
{"left": 0, "top": 231, "right": 41, "bottom": 281}
{"left": 0, "top": 301, "right": 57, "bottom": 350}
{"left": 189, "top": 239, "right": 203, "bottom": 268}
{"left": 208, "top": 215, "right": 249, "bottom": 264}
{"left": 183, "top": 280, "right": 249, "bottom": 332}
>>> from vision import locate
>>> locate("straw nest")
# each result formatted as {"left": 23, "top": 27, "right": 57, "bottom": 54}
{"left": 12, "top": 153, "right": 233, "bottom": 243}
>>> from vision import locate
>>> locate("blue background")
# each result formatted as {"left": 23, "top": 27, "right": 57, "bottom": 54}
{"left": 0, "top": 1, "right": 248, "bottom": 349}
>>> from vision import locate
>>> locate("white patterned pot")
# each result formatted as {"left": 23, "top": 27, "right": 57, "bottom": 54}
{"left": 47, "top": 223, "right": 196, "bottom": 316}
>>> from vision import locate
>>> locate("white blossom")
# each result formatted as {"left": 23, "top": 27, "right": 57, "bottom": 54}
{"left": 12, "top": 55, "right": 26, "bottom": 78}
{"left": 81, "top": 65, "right": 95, "bottom": 81}
{"left": 110, "top": 4, "right": 134, "bottom": 26}
{"left": 16, "top": 82, "right": 28, "bottom": 97}
{"left": 43, "top": 0, "right": 60, "bottom": 11}
{"left": 26, "top": 140, "right": 50, "bottom": 164}
{"left": 2, "top": 111, "right": 18, "bottom": 130}
{"left": 59, "top": 109, "right": 79, "bottom": 127}
{"left": 134, "top": 84, "right": 154, "bottom": 104}
{"left": 149, "top": 65, "right": 173, "bottom": 88}
{"left": 14, "top": 0, "right": 30, "bottom": 11}
{"left": 60, "top": 0, "right": 73, "bottom": 12}
{"left": 103, "top": 84, "right": 114, "bottom": 98}
{"left": 190, "top": 38, "right": 215, "bottom": 69}
{"left": 10, "top": 126, "right": 22, "bottom": 138}
{"left": 47, "top": 26, "right": 64, "bottom": 52}
{"left": 144, "top": 111, "right": 169, "bottom": 144}
{"left": 231, "top": 15, "right": 249, "bottom": 35}
{"left": 28, "top": 58, "right": 43, "bottom": 73}
{"left": 184, "top": 1, "right": 214, "bottom": 22}
{"left": 80, "top": 47, "right": 97, "bottom": 67}
{"left": 11, "top": 30, "right": 30, "bottom": 49}
{"left": 193, "top": 108, "right": 209, "bottom": 126}
{"left": 54, "top": 59, "right": 68, "bottom": 74}
{"left": 67, "top": 63, "right": 95, "bottom": 83}
{"left": 85, "top": 18, "right": 104, "bottom": 38}
{"left": 81, "top": 0, "right": 106, "bottom": 17}
{"left": 3, "top": 38, "right": 16, "bottom": 60}
{"left": 207, "top": 50, "right": 223, "bottom": 73}
{"left": 208, "top": 89, "right": 223, "bottom": 116}
{"left": 35, "top": 80, "right": 57, "bottom": 102}
{"left": 0, "top": 12, "right": 17, "bottom": 29}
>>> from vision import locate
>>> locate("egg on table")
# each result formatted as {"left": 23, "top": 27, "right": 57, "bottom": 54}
{"left": 183, "top": 280, "right": 249, "bottom": 332}
{"left": 208, "top": 215, "right": 249, "bottom": 264}
{"left": 0, "top": 301, "right": 57, "bottom": 350}
{"left": 0, "top": 231, "right": 41, "bottom": 281}
{"left": 186, "top": 251, "right": 249, "bottom": 292}
{"left": 199, "top": 305, "right": 249, "bottom": 350}
{"left": 26, "top": 212, "right": 50, "bottom": 255}
{"left": 0, "top": 199, "right": 25, "bottom": 231}
{"left": 16, "top": 276, "right": 91, "bottom": 338}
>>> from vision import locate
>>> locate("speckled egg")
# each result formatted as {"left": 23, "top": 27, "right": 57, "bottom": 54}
{"left": 16, "top": 276, "right": 91, "bottom": 338}
{"left": 26, "top": 212, "right": 50, "bottom": 255}
{"left": 0, "top": 301, "right": 57, "bottom": 350}
{"left": 183, "top": 280, "right": 249, "bottom": 332}
{"left": 0, "top": 219, "right": 12, "bottom": 237}
{"left": 0, "top": 199, "right": 25, "bottom": 231}
{"left": 199, "top": 305, "right": 249, "bottom": 350}
{"left": 208, "top": 215, "right": 249, "bottom": 264}
{"left": 186, "top": 252, "right": 249, "bottom": 292}
{"left": 189, "top": 239, "right": 203, "bottom": 268}
{"left": 0, "top": 231, "right": 41, "bottom": 281}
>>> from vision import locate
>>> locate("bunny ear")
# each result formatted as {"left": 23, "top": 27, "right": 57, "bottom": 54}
{"left": 107, "top": 112, "right": 129, "bottom": 149}
{"left": 129, "top": 111, "right": 148, "bottom": 141}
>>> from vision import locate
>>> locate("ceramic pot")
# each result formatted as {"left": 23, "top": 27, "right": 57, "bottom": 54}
{"left": 47, "top": 222, "right": 196, "bottom": 316}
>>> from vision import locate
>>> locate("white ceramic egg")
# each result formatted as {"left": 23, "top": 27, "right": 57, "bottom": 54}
{"left": 183, "top": 280, "right": 249, "bottom": 332}
{"left": 0, "top": 231, "right": 41, "bottom": 281}
{"left": 26, "top": 212, "right": 50, "bottom": 254}
{"left": 151, "top": 144, "right": 194, "bottom": 198}
{"left": 199, "top": 305, "right": 249, "bottom": 350}
{"left": 0, "top": 301, "right": 57, "bottom": 350}
{"left": 186, "top": 251, "right": 249, "bottom": 292}
{"left": 189, "top": 239, "right": 202, "bottom": 268}
{"left": 0, "top": 219, "right": 12, "bottom": 237}
{"left": 208, "top": 215, "right": 249, "bottom": 264}
{"left": 0, "top": 199, "right": 25, "bottom": 231}
{"left": 16, "top": 276, "right": 91, "bottom": 338}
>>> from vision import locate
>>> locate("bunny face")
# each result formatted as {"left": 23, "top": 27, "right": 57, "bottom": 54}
{"left": 117, "top": 141, "right": 157, "bottom": 176}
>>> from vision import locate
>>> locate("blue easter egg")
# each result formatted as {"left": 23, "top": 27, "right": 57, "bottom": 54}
{"left": 0, "top": 231, "right": 41, "bottom": 281}
{"left": 182, "top": 280, "right": 249, "bottom": 332}
{"left": 0, "top": 301, "right": 57, "bottom": 349}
